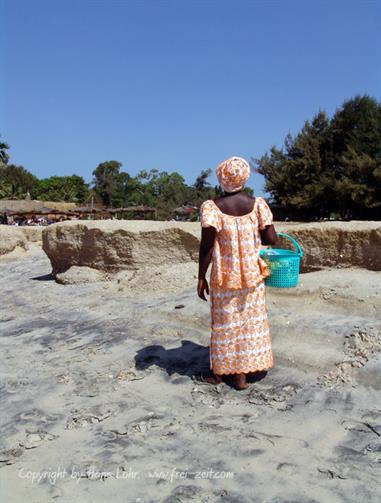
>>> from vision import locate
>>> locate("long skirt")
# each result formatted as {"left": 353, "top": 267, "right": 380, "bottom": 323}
{"left": 209, "top": 281, "right": 274, "bottom": 375}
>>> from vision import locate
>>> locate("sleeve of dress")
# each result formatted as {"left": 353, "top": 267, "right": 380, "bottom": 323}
{"left": 200, "top": 200, "right": 221, "bottom": 232}
{"left": 257, "top": 197, "right": 274, "bottom": 230}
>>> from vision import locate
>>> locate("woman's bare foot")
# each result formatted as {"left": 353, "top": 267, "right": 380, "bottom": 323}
{"left": 194, "top": 372, "right": 223, "bottom": 385}
{"left": 232, "top": 373, "right": 249, "bottom": 390}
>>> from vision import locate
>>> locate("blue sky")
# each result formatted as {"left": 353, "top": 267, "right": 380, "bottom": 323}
{"left": 2, "top": 0, "right": 380, "bottom": 195}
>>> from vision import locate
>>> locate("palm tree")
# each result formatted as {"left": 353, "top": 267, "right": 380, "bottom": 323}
{"left": 0, "top": 136, "right": 10, "bottom": 166}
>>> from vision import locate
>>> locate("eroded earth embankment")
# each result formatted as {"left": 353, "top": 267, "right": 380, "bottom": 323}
{"left": 32, "top": 220, "right": 380, "bottom": 281}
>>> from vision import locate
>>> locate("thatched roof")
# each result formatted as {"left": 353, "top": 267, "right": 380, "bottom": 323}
{"left": 108, "top": 206, "right": 156, "bottom": 213}
{"left": 36, "top": 207, "right": 65, "bottom": 214}
{"left": 0, "top": 206, "right": 14, "bottom": 214}
{"left": 5, "top": 206, "right": 70, "bottom": 216}
{"left": 0, "top": 199, "right": 77, "bottom": 212}
{"left": 71, "top": 206, "right": 105, "bottom": 213}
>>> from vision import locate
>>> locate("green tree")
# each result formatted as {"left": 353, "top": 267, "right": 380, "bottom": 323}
{"left": 111, "top": 172, "right": 132, "bottom": 208}
{"left": 0, "top": 164, "right": 38, "bottom": 199}
{"left": 133, "top": 169, "right": 190, "bottom": 218}
{"left": 0, "top": 136, "right": 10, "bottom": 166}
{"left": 0, "top": 177, "right": 12, "bottom": 198}
{"left": 329, "top": 94, "right": 381, "bottom": 218}
{"left": 253, "top": 110, "right": 333, "bottom": 219}
{"left": 123, "top": 176, "right": 148, "bottom": 207}
{"left": 194, "top": 169, "right": 212, "bottom": 192}
{"left": 253, "top": 94, "right": 381, "bottom": 220}
{"left": 92, "top": 160, "right": 123, "bottom": 206}
{"left": 32, "top": 175, "right": 89, "bottom": 202}
{"left": 192, "top": 168, "right": 216, "bottom": 206}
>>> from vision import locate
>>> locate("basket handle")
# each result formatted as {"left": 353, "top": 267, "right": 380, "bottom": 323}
{"left": 274, "top": 232, "right": 303, "bottom": 257}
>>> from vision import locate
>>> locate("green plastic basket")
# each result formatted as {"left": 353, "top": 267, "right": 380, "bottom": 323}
{"left": 259, "top": 232, "right": 303, "bottom": 288}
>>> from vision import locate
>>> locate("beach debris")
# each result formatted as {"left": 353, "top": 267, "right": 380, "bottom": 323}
{"left": 319, "top": 287, "right": 337, "bottom": 301}
{"left": 248, "top": 383, "right": 302, "bottom": 408}
{"left": 174, "top": 304, "right": 185, "bottom": 309}
{"left": 317, "top": 466, "right": 349, "bottom": 479}
{"left": 115, "top": 369, "right": 145, "bottom": 381}
{"left": 66, "top": 405, "right": 118, "bottom": 429}
{"left": 108, "top": 413, "right": 162, "bottom": 437}
{"left": 131, "top": 421, "right": 148, "bottom": 434}
{"left": 190, "top": 386, "right": 225, "bottom": 409}
{"left": 318, "top": 327, "right": 381, "bottom": 388}
{"left": 56, "top": 374, "right": 71, "bottom": 384}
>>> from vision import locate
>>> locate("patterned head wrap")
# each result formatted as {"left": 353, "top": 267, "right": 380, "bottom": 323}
{"left": 215, "top": 156, "right": 250, "bottom": 193}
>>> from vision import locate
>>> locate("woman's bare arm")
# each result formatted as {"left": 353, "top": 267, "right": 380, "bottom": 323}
{"left": 197, "top": 226, "right": 216, "bottom": 300}
{"left": 198, "top": 226, "right": 216, "bottom": 279}
{"left": 260, "top": 224, "right": 277, "bottom": 246}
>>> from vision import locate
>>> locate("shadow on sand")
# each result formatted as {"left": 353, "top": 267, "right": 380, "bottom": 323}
{"left": 31, "top": 273, "right": 54, "bottom": 281}
{"left": 135, "top": 339, "right": 268, "bottom": 387}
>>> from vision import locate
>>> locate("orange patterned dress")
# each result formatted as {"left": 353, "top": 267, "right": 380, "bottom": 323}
{"left": 200, "top": 197, "right": 274, "bottom": 375}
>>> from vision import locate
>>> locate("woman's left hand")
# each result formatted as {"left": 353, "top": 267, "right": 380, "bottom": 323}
{"left": 197, "top": 278, "right": 209, "bottom": 301}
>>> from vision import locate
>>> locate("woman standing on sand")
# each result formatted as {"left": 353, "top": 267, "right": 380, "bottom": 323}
{"left": 197, "top": 156, "right": 277, "bottom": 390}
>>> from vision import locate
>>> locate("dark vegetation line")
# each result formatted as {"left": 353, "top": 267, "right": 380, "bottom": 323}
{"left": 1, "top": 94, "right": 380, "bottom": 221}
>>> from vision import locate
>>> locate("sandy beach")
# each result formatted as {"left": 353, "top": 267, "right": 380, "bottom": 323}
{"left": 0, "top": 226, "right": 380, "bottom": 502}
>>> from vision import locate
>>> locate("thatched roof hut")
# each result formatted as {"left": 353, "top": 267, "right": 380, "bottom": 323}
{"left": 0, "top": 206, "right": 14, "bottom": 214}
{"left": 0, "top": 198, "right": 77, "bottom": 212}
{"left": 108, "top": 206, "right": 156, "bottom": 214}
{"left": 71, "top": 206, "right": 104, "bottom": 214}
{"left": 5, "top": 206, "right": 70, "bottom": 217}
